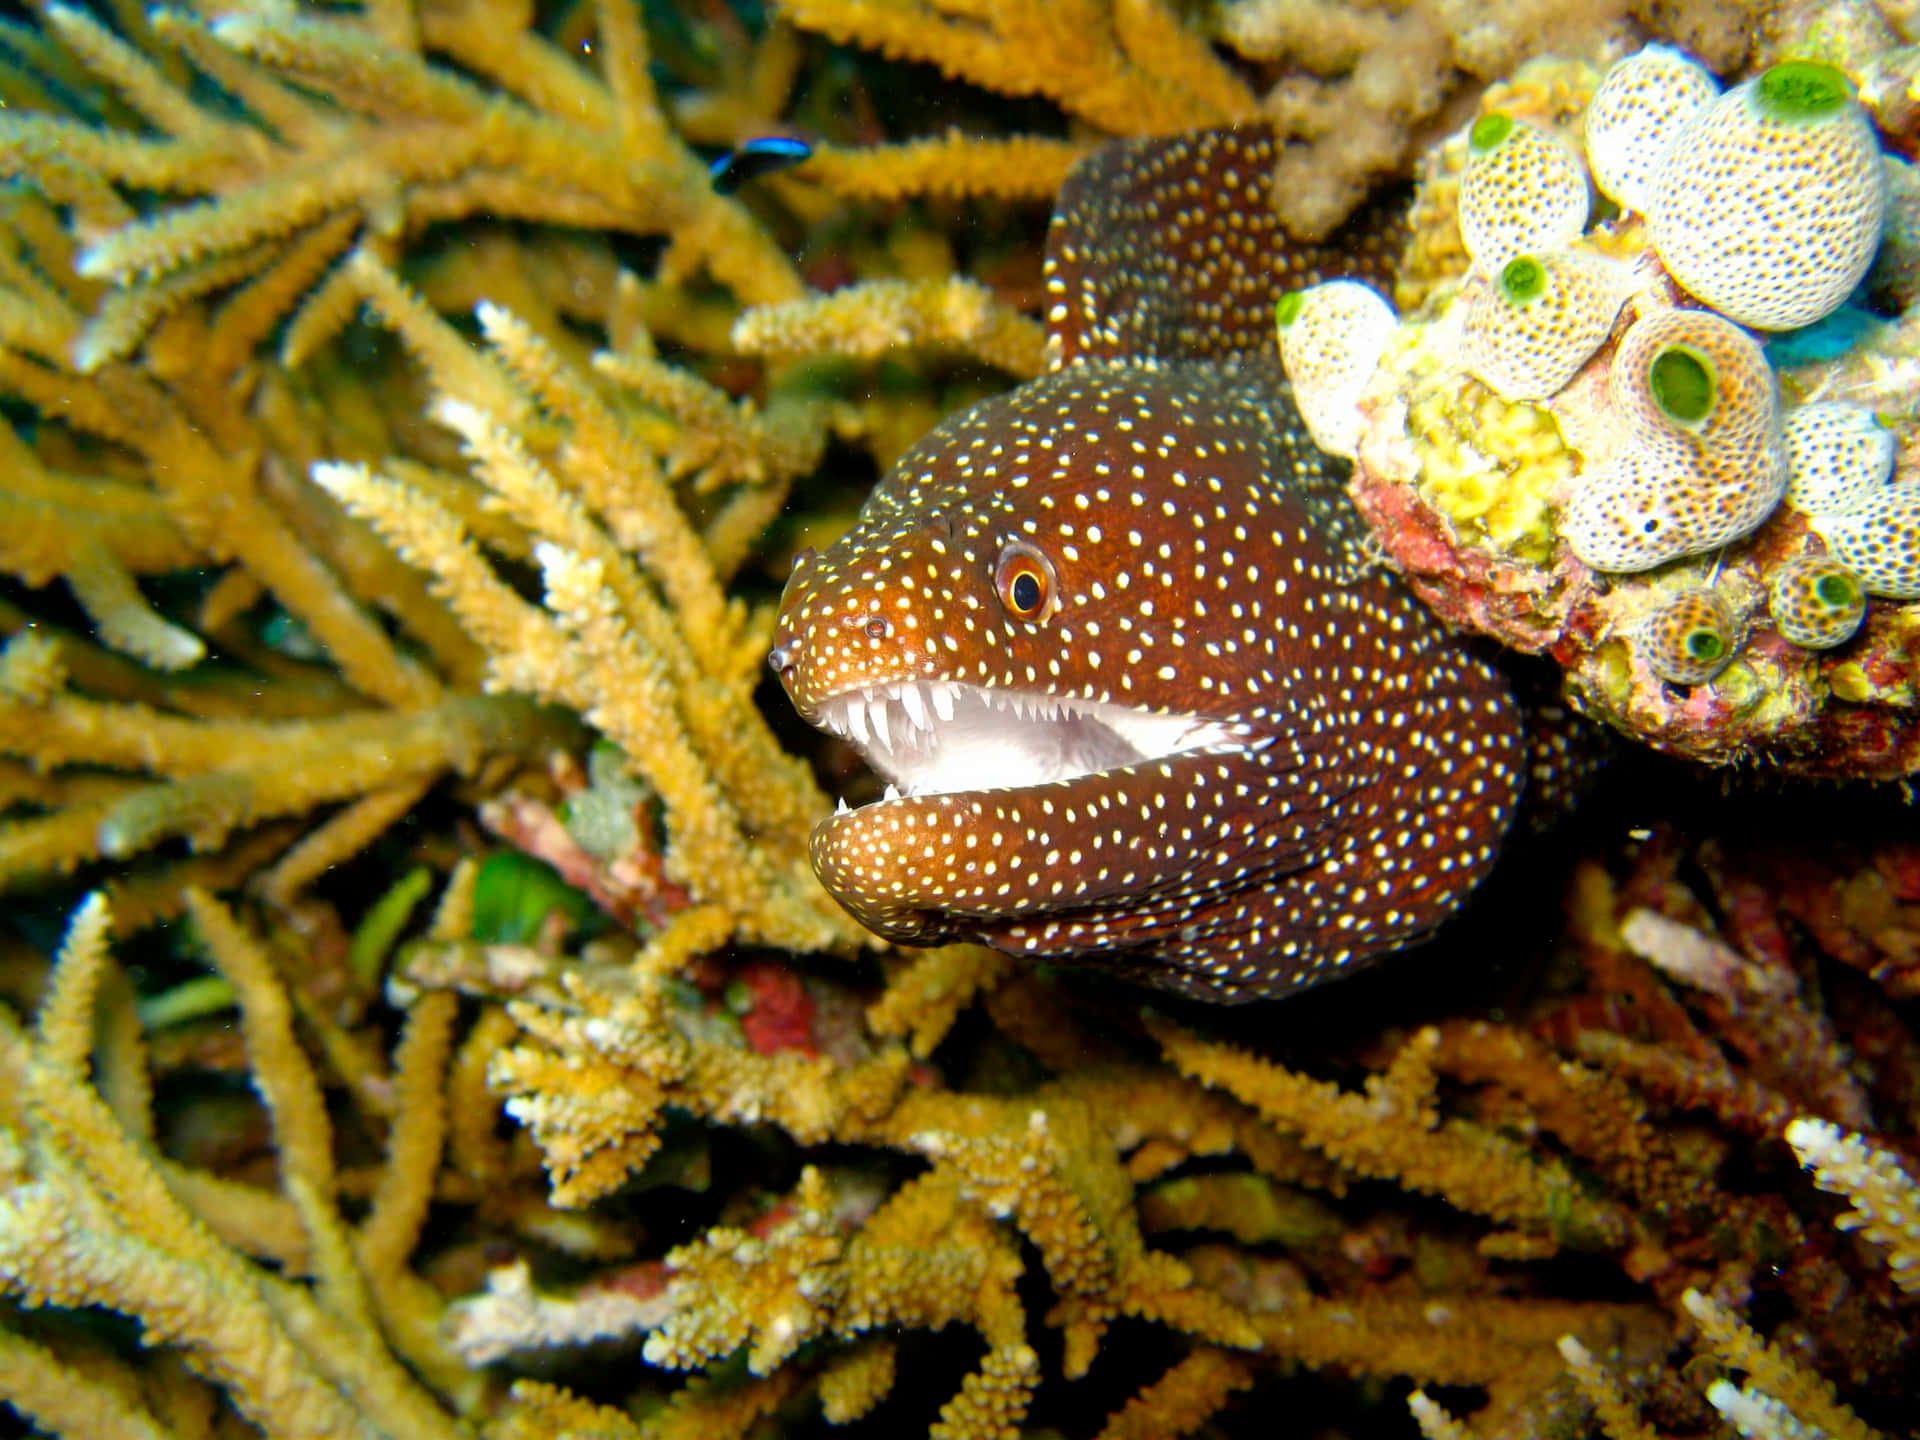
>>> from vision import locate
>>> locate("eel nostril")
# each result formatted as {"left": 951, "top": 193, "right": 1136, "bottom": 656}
{"left": 768, "top": 643, "right": 794, "bottom": 673}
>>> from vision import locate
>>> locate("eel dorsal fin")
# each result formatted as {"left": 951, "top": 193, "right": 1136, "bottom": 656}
{"left": 1043, "top": 122, "right": 1406, "bottom": 369}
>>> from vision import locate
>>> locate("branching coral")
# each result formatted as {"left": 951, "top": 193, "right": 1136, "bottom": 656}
{"left": 0, "top": 893, "right": 467, "bottom": 1440}
{"left": 1785, "top": 1117, "right": 1920, "bottom": 1291}
{"left": 773, "top": 0, "right": 1259, "bottom": 136}
{"left": 314, "top": 278, "right": 854, "bottom": 953}
{"left": 8, "top": 810, "right": 1920, "bottom": 1437}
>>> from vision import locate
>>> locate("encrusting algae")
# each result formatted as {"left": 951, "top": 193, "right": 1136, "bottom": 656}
{"left": 2, "top": 1, "right": 1919, "bottom": 1439}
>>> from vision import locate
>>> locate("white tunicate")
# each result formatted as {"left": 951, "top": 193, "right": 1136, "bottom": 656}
{"left": 1783, "top": 401, "right": 1895, "bottom": 515}
{"left": 1650, "top": 61, "right": 1887, "bottom": 330}
{"left": 1461, "top": 249, "right": 1626, "bottom": 401}
{"left": 1810, "top": 485, "right": 1920, "bottom": 597}
{"left": 1584, "top": 44, "right": 1719, "bottom": 214}
{"left": 1458, "top": 112, "right": 1590, "bottom": 269}
{"left": 1275, "top": 280, "right": 1397, "bottom": 460}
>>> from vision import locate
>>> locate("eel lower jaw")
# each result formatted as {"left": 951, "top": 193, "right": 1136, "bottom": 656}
{"left": 807, "top": 677, "right": 1256, "bottom": 810}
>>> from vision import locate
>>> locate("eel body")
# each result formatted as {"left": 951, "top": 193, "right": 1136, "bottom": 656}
{"left": 770, "top": 125, "right": 1526, "bottom": 1002}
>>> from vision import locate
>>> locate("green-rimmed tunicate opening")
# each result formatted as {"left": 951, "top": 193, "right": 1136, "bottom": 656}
{"left": 1498, "top": 254, "right": 1547, "bottom": 305}
{"left": 1469, "top": 111, "right": 1514, "bottom": 153}
{"left": 1755, "top": 60, "right": 1852, "bottom": 124}
{"left": 1637, "top": 585, "right": 1741, "bottom": 682}
{"left": 1683, "top": 627, "right": 1727, "bottom": 663}
{"left": 1648, "top": 344, "right": 1717, "bottom": 427}
{"left": 1275, "top": 291, "right": 1304, "bottom": 329}
{"left": 1814, "top": 571, "right": 1860, "bottom": 608}
{"left": 1768, "top": 554, "right": 1868, "bottom": 647}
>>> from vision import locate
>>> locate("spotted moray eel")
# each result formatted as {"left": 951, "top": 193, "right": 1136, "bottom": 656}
{"left": 770, "top": 125, "right": 1526, "bottom": 1003}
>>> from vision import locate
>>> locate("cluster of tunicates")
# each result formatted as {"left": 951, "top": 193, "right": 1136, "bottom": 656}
{"left": 1271, "top": 44, "right": 1920, "bottom": 778}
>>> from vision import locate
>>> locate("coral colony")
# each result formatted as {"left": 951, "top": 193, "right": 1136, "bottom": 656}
{"left": 0, "top": 4, "right": 1916, "bottom": 1440}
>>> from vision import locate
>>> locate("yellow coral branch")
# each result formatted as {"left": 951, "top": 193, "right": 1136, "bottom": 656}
{"left": 803, "top": 131, "right": 1090, "bottom": 200}
{"left": 866, "top": 943, "right": 1014, "bottom": 1058}
{"left": 1093, "top": 1347, "right": 1254, "bottom": 1440}
{"left": 1557, "top": 1334, "right": 1662, "bottom": 1440}
{"left": 1682, "top": 1290, "right": 1883, "bottom": 1440}
{"left": 818, "top": 1338, "right": 898, "bottom": 1423}
{"left": 733, "top": 276, "right": 1046, "bottom": 377}
{"left": 0, "top": 1325, "right": 174, "bottom": 1440}
{"left": 775, "top": 0, "right": 1234, "bottom": 133}
{"left": 255, "top": 777, "right": 436, "bottom": 906}
{"left": 3, "top": 896, "right": 467, "bottom": 1440}
{"left": 62, "top": 543, "right": 205, "bottom": 671}
{"left": 1151, "top": 1019, "right": 1630, "bottom": 1247}
{"left": 1784, "top": 1118, "right": 1920, "bottom": 1292}
{"left": 0, "top": 691, "right": 560, "bottom": 884}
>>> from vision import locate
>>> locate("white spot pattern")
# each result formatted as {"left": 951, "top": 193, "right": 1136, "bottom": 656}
{"left": 769, "top": 126, "right": 1526, "bottom": 1003}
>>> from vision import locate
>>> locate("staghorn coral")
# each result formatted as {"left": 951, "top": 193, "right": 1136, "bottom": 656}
{"left": 1784, "top": 1117, "right": 1920, "bottom": 1291}
{"left": 8, "top": 798, "right": 1920, "bottom": 1436}
{"left": 0, "top": 0, "right": 1914, "bottom": 1437}
{"left": 11, "top": 791, "right": 1920, "bottom": 1440}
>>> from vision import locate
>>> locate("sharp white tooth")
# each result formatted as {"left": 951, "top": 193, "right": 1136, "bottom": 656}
{"left": 883, "top": 783, "right": 901, "bottom": 801}
{"left": 900, "top": 683, "right": 928, "bottom": 732}
{"left": 870, "top": 700, "right": 892, "bottom": 751}
{"left": 845, "top": 698, "right": 869, "bottom": 746}
{"left": 930, "top": 683, "right": 955, "bottom": 722}
{"left": 835, "top": 796, "right": 851, "bottom": 815}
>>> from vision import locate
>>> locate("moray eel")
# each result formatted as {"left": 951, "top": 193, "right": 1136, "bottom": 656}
{"left": 770, "top": 125, "right": 1526, "bottom": 1003}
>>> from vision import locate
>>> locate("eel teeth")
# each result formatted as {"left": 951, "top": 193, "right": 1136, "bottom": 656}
{"left": 844, "top": 697, "right": 869, "bottom": 745}
{"left": 929, "top": 682, "right": 956, "bottom": 722}
{"left": 869, "top": 698, "right": 892, "bottom": 751}
{"left": 834, "top": 796, "right": 852, "bottom": 816}
{"left": 882, "top": 783, "right": 902, "bottom": 801}
{"left": 899, "top": 683, "right": 928, "bottom": 732}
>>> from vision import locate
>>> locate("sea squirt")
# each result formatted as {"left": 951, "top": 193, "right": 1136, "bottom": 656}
{"left": 771, "top": 126, "right": 1525, "bottom": 1003}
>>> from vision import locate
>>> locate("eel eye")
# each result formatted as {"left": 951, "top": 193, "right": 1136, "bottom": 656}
{"left": 995, "top": 541, "right": 1057, "bottom": 621}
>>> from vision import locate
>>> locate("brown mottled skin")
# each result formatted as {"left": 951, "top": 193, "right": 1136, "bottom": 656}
{"left": 771, "top": 125, "right": 1525, "bottom": 1003}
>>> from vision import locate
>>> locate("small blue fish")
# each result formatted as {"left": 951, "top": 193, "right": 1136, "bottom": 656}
{"left": 709, "top": 136, "right": 812, "bottom": 195}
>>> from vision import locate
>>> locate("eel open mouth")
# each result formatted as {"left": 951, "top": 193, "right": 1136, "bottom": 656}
{"left": 810, "top": 679, "right": 1253, "bottom": 809}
